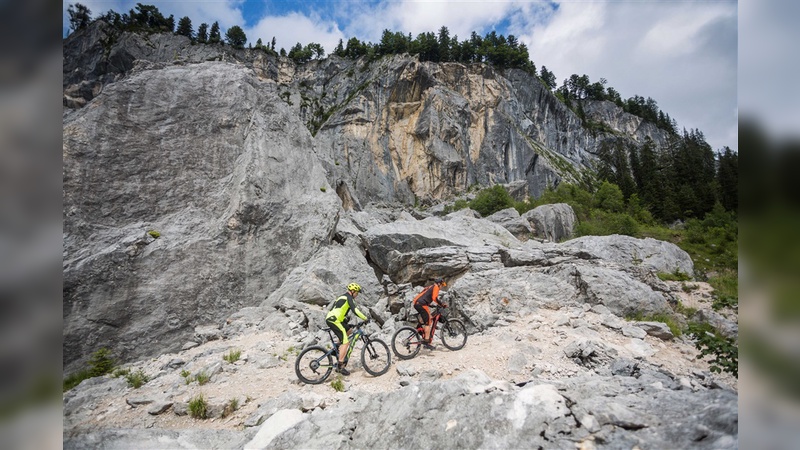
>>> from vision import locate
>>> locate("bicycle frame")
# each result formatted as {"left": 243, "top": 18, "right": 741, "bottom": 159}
{"left": 327, "top": 324, "right": 365, "bottom": 365}
{"left": 416, "top": 308, "right": 443, "bottom": 339}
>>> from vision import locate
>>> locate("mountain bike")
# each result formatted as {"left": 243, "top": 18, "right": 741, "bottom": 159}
{"left": 391, "top": 306, "right": 467, "bottom": 360}
{"left": 295, "top": 321, "right": 391, "bottom": 384}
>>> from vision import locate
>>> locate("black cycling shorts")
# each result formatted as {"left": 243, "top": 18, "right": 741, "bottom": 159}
{"left": 414, "top": 303, "right": 431, "bottom": 325}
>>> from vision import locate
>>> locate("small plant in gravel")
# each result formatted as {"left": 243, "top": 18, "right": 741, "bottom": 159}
{"left": 180, "top": 369, "right": 190, "bottom": 378}
{"left": 188, "top": 394, "right": 208, "bottom": 419}
{"left": 222, "top": 398, "right": 239, "bottom": 418}
{"left": 331, "top": 376, "right": 345, "bottom": 392}
{"left": 195, "top": 372, "right": 210, "bottom": 385}
{"left": 223, "top": 349, "right": 242, "bottom": 363}
{"left": 112, "top": 367, "right": 130, "bottom": 378}
{"left": 125, "top": 369, "right": 149, "bottom": 388}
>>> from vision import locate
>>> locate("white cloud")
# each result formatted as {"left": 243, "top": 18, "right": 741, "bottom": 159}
{"left": 519, "top": 1, "right": 737, "bottom": 151}
{"left": 246, "top": 12, "right": 345, "bottom": 54}
{"left": 337, "top": 0, "right": 520, "bottom": 44}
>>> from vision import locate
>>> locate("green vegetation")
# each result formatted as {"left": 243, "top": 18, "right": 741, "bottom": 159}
{"left": 469, "top": 184, "right": 514, "bottom": 217}
{"left": 194, "top": 372, "right": 210, "bottom": 385}
{"left": 224, "top": 25, "right": 247, "bottom": 49}
{"left": 188, "top": 394, "right": 208, "bottom": 419}
{"left": 687, "top": 322, "right": 738, "bottom": 377}
{"left": 708, "top": 269, "right": 738, "bottom": 311}
{"left": 125, "top": 369, "right": 150, "bottom": 388}
{"left": 331, "top": 376, "right": 345, "bottom": 392}
{"left": 180, "top": 369, "right": 190, "bottom": 378}
{"left": 223, "top": 349, "right": 242, "bottom": 363}
{"left": 657, "top": 269, "right": 692, "bottom": 282}
{"left": 147, "top": 230, "right": 160, "bottom": 239}
{"left": 63, "top": 347, "right": 116, "bottom": 392}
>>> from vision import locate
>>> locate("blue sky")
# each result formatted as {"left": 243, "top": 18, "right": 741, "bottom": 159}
{"left": 63, "top": 1, "right": 738, "bottom": 151}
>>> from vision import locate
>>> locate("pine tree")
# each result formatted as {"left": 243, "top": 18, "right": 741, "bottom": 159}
{"left": 196, "top": 23, "right": 208, "bottom": 43}
{"left": 716, "top": 147, "right": 738, "bottom": 212}
{"left": 68, "top": 3, "right": 92, "bottom": 32}
{"left": 225, "top": 25, "right": 247, "bottom": 49}
{"left": 176, "top": 16, "right": 193, "bottom": 39}
{"left": 209, "top": 21, "right": 221, "bottom": 44}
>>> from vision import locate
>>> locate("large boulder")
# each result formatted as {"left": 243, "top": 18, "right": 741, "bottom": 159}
{"left": 362, "top": 216, "right": 520, "bottom": 282}
{"left": 522, "top": 203, "right": 577, "bottom": 242}
{"left": 561, "top": 234, "right": 694, "bottom": 276}
{"left": 486, "top": 208, "right": 534, "bottom": 240}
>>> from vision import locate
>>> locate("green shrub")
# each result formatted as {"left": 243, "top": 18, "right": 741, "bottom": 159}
{"left": 708, "top": 269, "right": 738, "bottom": 310}
{"left": 687, "top": 322, "right": 738, "bottom": 377}
{"left": 469, "top": 185, "right": 513, "bottom": 217}
{"left": 63, "top": 348, "right": 117, "bottom": 392}
{"left": 147, "top": 230, "right": 161, "bottom": 239}
{"left": 195, "top": 372, "right": 210, "bottom": 385}
{"left": 331, "top": 376, "right": 345, "bottom": 392}
{"left": 223, "top": 349, "right": 242, "bottom": 363}
{"left": 180, "top": 369, "right": 190, "bottom": 378}
{"left": 575, "top": 210, "right": 639, "bottom": 237}
{"left": 88, "top": 348, "right": 115, "bottom": 377}
{"left": 188, "top": 394, "right": 208, "bottom": 419}
{"left": 125, "top": 369, "right": 149, "bottom": 388}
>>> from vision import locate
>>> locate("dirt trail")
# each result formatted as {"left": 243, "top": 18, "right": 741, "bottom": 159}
{"left": 66, "top": 286, "right": 737, "bottom": 432}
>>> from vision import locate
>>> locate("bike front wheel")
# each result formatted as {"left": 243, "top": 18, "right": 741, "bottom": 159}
{"left": 441, "top": 319, "right": 467, "bottom": 351}
{"left": 361, "top": 338, "right": 391, "bottom": 376}
{"left": 391, "top": 326, "right": 422, "bottom": 360}
{"left": 295, "top": 345, "right": 334, "bottom": 384}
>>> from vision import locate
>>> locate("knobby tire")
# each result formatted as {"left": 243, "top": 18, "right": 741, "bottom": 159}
{"left": 392, "top": 326, "right": 422, "bottom": 360}
{"left": 361, "top": 338, "right": 391, "bottom": 376}
{"left": 295, "top": 345, "right": 334, "bottom": 384}
{"left": 441, "top": 319, "right": 467, "bottom": 351}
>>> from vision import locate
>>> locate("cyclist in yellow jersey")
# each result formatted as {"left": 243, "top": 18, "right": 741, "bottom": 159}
{"left": 325, "top": 283, "right": 369, "bottom": 375}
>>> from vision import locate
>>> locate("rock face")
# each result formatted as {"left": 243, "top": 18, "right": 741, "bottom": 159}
{"left": 62, "top": 62, "right": 340, "bottom": 372}
{"left": 64, "top": 21, "right": 675, "bottom": 206}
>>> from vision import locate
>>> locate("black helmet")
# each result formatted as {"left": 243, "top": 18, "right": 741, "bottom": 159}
{"left": 434, "top": 278, "right": 446, "bottom": 287}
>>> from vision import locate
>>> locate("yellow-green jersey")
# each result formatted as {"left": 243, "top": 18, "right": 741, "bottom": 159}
{"left": 326, "top": 292, "right": 368, "bottom": 323}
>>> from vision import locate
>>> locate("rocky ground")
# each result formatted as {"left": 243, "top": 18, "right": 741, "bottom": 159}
{"left": 64, "top": 280, "right": 736, "bottom": 448}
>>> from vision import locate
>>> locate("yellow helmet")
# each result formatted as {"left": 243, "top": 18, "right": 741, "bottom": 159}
{"left": 347, "top": 283, "right": 362, "bottom": 293}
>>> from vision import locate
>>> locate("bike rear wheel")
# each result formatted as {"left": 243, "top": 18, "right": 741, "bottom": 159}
{"left": 441, "top": 319, "right": 467, "bottom": 351}
{"left": 295, "top": 345, "right": 334, "bottom": 384}
{"left": 391, "top": 326, "right": 422, "bottom": 360}
{"left": 361, "top": 338, "right": 391, "bottom": 376}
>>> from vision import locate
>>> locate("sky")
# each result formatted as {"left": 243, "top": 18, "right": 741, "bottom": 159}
{"left": 63, "top": 0, "right": 738, "bottom": 151}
